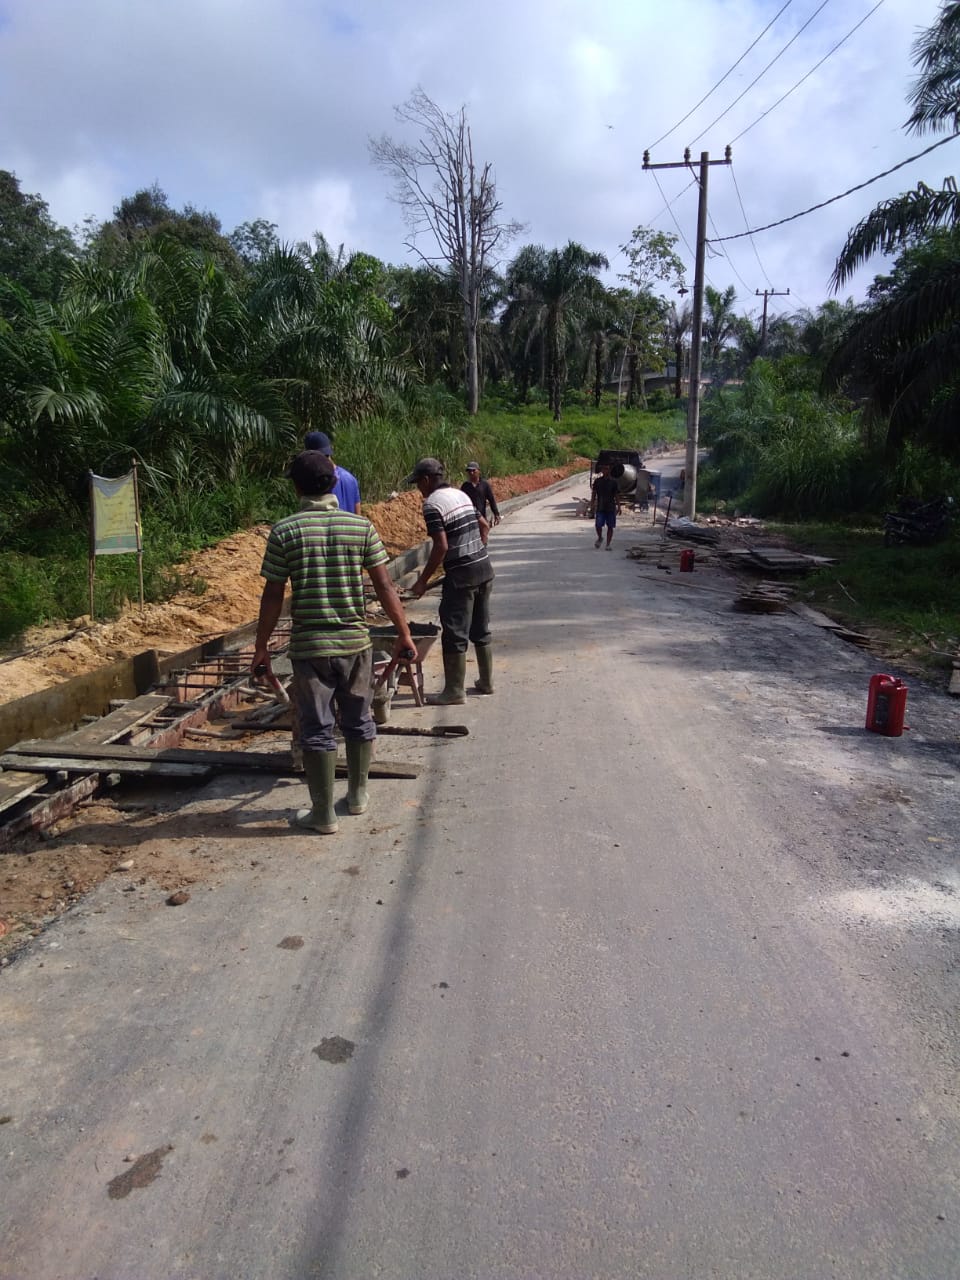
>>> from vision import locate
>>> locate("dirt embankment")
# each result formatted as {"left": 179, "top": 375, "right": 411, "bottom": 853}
{"left": 0, "top": 463, "right": 586, "bottom": 707}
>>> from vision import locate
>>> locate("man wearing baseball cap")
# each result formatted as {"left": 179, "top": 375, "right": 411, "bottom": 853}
{"left": 252, "top": 451, "right": 414, "bottom": 834}
{"left": 304, "top": 430, "right": 362, "bottom": 514}
{"left": 461, "top": 462, "right": 501, "bottom": 526}
{"left": 406, "top": 457, "right": 495, "bottom": 703}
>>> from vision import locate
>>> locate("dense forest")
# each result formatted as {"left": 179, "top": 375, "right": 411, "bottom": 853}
{"left": 2, "top": 2, "right": 960, "bottom": 641}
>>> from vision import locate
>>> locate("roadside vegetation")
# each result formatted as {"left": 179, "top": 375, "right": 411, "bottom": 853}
{"left": 2, "top": 5, "right": 959, "bottom": 657}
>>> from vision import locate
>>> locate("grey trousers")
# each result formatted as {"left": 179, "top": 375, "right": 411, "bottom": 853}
{"left": 291, "top": 648, "right": 376, "bottom": 753}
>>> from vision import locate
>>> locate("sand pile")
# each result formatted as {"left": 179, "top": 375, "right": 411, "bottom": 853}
{"left": 0, "top": 462, "right": 586, "bottom": 705}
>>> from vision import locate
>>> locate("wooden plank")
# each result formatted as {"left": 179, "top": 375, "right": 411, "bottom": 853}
{"left": 1, "top": 754, "right": 213, "bottom": 780}
{"left": 0, "top": 774, "right": 100, "bottom": 847}
{"left": 4, "top": 740, "right": 419, "bottom": 780}
{"left": 948, "top": 668, "right": 960, "bottom": 696}
{"left": 0, "top": 771, "right": 45, "bottom": 816}
{"left": 789, "top": 602, "right": 844, "bottom": 629}
{"left": 62, "top": 693, "right": 171, "bottom": 746}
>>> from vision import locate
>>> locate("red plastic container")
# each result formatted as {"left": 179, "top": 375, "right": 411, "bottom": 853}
{"left": 679, "top": 548, "right": 695, "bottom": 572}
{"left": 865, "top": 673, "right": 908, "bottom": 736}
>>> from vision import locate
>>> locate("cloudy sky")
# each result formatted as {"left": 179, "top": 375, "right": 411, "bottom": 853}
{"left": 0, "top": 0, "right": 952, "bottom": 322}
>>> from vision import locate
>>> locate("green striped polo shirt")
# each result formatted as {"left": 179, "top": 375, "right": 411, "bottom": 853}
{"left": 260, "top": 495, "right": 389, "bottom": 659}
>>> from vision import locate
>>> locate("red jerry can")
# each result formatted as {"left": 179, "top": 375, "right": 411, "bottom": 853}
{"left": 865, "top": 673, "right": 908, "bottom": 737}
{"left": 679, "top": 548, "right": 696, "bottom": 572}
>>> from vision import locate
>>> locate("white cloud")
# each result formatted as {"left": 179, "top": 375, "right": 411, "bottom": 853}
{"left": 260, "top": 177, "right": 359, "bottom": 251}
{"left": 0, "top": 0, "right": 950, "bottom": 311}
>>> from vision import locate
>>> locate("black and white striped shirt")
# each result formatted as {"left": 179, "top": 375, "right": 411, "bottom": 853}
{"left": 422, "top": 485, "right": 494, "bottom": 589}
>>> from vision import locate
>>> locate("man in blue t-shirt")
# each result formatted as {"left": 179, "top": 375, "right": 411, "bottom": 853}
{"left": 304, "top": 431, "right": 361, "bottom": 513}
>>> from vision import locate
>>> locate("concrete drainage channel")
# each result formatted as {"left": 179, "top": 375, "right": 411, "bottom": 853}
{"left": 0, "top": 472, "right": 586, "bottom": 847}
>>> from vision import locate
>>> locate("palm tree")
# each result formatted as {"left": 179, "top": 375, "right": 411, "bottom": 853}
{"left": 504, "top": 242, "right": 609, "bottom": 420}
{"left": 703, "top": 285, "right": 738, "bottom": 373}
{"left": 833, "top": 2, "right": 960, "bottom": 285}
{"left": 827, "top": 1, "right": 960, "bottom": 453}
{"left": 666, "top": 299, "right": 692, "bottom": 398}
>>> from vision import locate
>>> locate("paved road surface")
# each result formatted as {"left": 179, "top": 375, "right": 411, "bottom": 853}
{"left": 3, "top": 479, "right": 960, "bottom": 1278}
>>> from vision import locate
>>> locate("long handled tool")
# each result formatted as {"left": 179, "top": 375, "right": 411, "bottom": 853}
{"left": 656, "top": 493, "right": 674, "bottom": 571}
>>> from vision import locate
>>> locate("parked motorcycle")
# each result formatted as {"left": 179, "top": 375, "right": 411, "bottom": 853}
{"left": 883, "top": 495, "right": 954, "bottom": 547}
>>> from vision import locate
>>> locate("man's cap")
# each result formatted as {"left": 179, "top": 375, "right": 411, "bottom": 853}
{"left": 465, "top": 461, "right": 480, "bottom": 472}
{"left": 304, "top": 431, "right": 333, "bottom": 456}
{"left": 404, "top": 457, "right": 445, "bottom": 484}
{"left": 286, "top": 450, "right": 336, "bottom": 491}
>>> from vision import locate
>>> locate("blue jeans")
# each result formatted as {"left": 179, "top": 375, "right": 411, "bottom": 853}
{"left": 291, "top": 648, "right": 375, "bottom": 752}
{"left": 596, "top": 510, "right": 617, "bottom": 531}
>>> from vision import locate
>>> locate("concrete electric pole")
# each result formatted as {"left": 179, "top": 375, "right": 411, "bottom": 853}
{"left": 642, "top": 147, "right": 732, "bottom": 519}
{"left": 756, "top": 287, "right": 790, "bottom": 351}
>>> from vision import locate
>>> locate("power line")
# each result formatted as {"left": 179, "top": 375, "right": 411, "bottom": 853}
{"left": 688, "top": 0, "right": 832, "bottom": 147}
{"left": 650, "top": 169, "right": 697, "bottom": 262}
{"left": 648, "top": 168, "right": 718, "bottom": 291}
{"left": 708, "top": 131, "right": 960, "bottom": 243}
{"left": 648, "top": 177, "right": 697, "bottom": 228}
{"left": 646, "top": 0, "right": 793, "bottom": 151}
{"left": 730, "top": 163, "right": 775, "bottom": 287}
{"left": 700, "top": 192, "right": 756, "bottom": 293}
{"left": 684, "top": 160, "right": 756, "bottom": 294}
{"left": 729, "top": 0, "right": 886, "bottom": 145}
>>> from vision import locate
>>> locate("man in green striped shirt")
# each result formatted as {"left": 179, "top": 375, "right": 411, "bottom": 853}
{"left": 251, "top": 451, "right": 414, "bottom": 834}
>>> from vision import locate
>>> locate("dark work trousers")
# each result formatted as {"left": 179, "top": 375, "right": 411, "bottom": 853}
{"left": 439, "top": 578, "right": 493, "bottom": 654}
{"left": 291, "top": 648, "right": 375, "bottom": 753}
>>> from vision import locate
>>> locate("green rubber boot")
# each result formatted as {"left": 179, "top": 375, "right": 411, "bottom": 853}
{"left": 346, "top": 740, "right": 373, "bottom": 815}
{"left": 474, "top": 643, "right": 494, "bottom": 694}
{"left": 292, "top": 750, "right": 339, "bottom": 834}
{"left": 428, "top": 651, "right": 467, "bottom": 705}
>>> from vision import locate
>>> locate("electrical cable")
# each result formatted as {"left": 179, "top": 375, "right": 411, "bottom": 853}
{"left": 684, "top": 161, "right": 755, "bottom": 293}
{"left": 649, "top": 178, "right": 697, "bottom": 227}
{"left": 646, "top": 0, "right": 793, "bottom": 151}
{"left": 728, "top": 0, "right": 886, "bottom": 145}
{"left": 708, "top": 131, "right": 960, "bottom": 242}
{"left": 649, "top": 170, "right": 717, "bottom": 290}
{"left": 730, "top": 163, "right": 775, "bottom": 287}
{"left": 706, "top": 209, "right": 756, "bottom": 294}
{"left": 688, "top": 0, "right": 832, "bottom": 147}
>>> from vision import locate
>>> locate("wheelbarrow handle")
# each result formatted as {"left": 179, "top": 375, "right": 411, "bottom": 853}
{"left": 374, "top": 646, "right": 417, "bottom": 691}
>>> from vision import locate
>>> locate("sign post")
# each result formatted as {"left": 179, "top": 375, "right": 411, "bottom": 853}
{"left": 88, "top": 462, "right": 144, "bottom": 620}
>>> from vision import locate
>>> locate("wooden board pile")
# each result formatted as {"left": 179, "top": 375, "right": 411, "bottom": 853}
{"left": 732, "top": 581, "right": 795, "bottom": 613}
{"left": 723, "top": 546, "right": 836, "bottom": 573}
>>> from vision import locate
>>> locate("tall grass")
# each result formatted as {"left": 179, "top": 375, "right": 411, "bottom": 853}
{"left": 699, "top": 359, "right": 877, "bottom": 517}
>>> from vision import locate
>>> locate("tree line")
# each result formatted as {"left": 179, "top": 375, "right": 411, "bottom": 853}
{"left": 3, "top": 0, "right": 960, "bottom": 547}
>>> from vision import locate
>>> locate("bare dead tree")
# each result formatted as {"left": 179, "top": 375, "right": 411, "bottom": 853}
{"left": 370, "top": 87, "right": 523, "bottom": 415}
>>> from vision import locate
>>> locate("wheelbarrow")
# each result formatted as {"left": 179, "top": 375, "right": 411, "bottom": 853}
{"left": 370, "top": 622, "right": 440, "bottom": 721}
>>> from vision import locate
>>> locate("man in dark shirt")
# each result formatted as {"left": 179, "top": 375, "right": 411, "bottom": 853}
{"left": 591, "top": 461, "right": 621, "bottom": 550}
{"left": 461, "top": 462, "right": 501, "bottom": 525}
{"left": 408, "top": 457, "right": 495, "bottom": 703}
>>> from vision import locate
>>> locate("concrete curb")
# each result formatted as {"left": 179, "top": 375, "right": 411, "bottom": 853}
{"left": 385, "top": 471, "right": 589, "bottom": 585}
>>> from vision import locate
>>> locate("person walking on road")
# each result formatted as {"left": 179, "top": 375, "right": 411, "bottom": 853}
{"left": 461, "top": 462, "right": 501, "bottom": 525}
{"left": 407, "top": 457, "right": 495, "bottom": 703}
{"left": 251, "top": 451, "right": 414, "bottom": 834}
{"left": 592, "top": 461, "right": 621, "bottom": 550}
{"left": 304, "top": 430, "right": 362, "bottom": 514}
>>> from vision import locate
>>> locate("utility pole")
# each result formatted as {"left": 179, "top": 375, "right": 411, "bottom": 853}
{"left": 756, "top": 287, "right": 790, "bottom": 351}
{"left": 643, "top": 146, "right": 731, "bottom": 518}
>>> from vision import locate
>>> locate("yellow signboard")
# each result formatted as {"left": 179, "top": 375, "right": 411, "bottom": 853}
{"left": 91, "top": 471, "right": 140, "bottom": 556}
